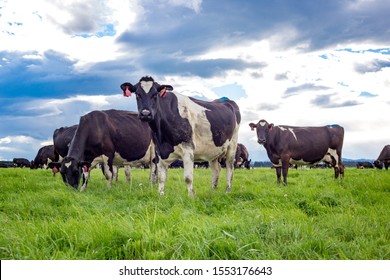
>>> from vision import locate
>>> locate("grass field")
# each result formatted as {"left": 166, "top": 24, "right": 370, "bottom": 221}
{"left": 0, "top": 166, "right": 389, "bottom": 260}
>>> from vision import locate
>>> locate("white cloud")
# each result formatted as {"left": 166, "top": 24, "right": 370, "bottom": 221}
{"left": 0, "top": 0, "right": 141, "bottom": 70}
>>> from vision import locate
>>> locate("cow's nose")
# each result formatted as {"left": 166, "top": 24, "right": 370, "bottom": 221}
{"left": 258, "top": 139, "right": 266, "bottom": 145}
{"left": 140, "top": 109, "right": 151, "bottom": 117}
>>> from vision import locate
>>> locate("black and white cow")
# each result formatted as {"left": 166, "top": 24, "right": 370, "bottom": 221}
{"left": 249, "top": 119, "right": 345, "bottom": 184}
{"left": 13, "top": 158, "right": 30, "bottom": 168}
{"left": 356, "top": 161, "right": 374, "bottom": 169}
{"left": 121, "top": 76, "right": 241, "bottom": 196}
{"left": 54, "top": 109, "right": 156, "bottom": 190}
{"left": 374, "top": 145, "right": 390, "bottom": 170}
{"left": 235, "top": 143, "right": 251, "bottom": 169}
{"left": 30, "top": 145, "right": 55, "bottom": 169}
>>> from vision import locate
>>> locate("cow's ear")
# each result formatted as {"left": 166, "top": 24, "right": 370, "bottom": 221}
{"left": 159, "top": 85, "right": 173, "bottom": 91}
{"left": 269, "top": 123, "right": 274, "bottom": 130}
{"left": 120, "top": 82, "right": 136, "bottom": 97}
{"left": 159, "top": 86, "right": 167, "bottom": 97}
{"left": 79, "top": 161, "right": 91, "bottom": 172}
{"left": 48, "top": 162, "right": 61, "bottom": 169}
{"left": 249, "top": 123, "right": 256, "bottom": 131}
{"left": 157, "top": 85, "right": 173, "bottom": 97}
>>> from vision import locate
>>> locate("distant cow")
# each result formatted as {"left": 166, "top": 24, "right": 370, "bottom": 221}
{"left": 235, "top": 143, "right": 251, "bottom": 169}
{"left": 53, "top": 109, "right": 156, "bottom": 190}
{"left": 374, "top": 145, "right": 390, "bottom": 170}
{"left": 0, "top": 161, "right": 14, "bottom": 168}
{"left": 356, "top": 161, "right": 374, "bottom": 169}
{"left": 121, "top": 76, "right": 241, "bottom": 196}
{"left": 12, "top": 158, "right": 30, "bottom": 168}
{"left": 249, "top": 120, "right": 344, "bottom": 184}
{"left": 31, "top": 145, "right": 55, "bottom": 169}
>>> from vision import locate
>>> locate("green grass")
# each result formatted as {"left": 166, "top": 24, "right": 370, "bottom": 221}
{"left": 0, "top": 167, "right": 389, "bottom": 260}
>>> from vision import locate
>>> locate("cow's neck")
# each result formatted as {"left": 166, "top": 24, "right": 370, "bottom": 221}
{"left": 66, "top": 125, "right": 88, "bottom": 161}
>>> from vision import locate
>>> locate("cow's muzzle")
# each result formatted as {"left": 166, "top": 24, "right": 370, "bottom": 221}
{"left": 139, "top": 109, "right": 152, "bottom": 121}
{"left": 258, "top": 139, "right": 266, "bottom": 145}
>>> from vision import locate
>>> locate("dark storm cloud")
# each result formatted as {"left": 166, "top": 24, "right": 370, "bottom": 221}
{"left": 119, "top": 0, "right": 390, "bottom": 55}
{"left": 0, "top": 50, "right": 124, "bottom": 98}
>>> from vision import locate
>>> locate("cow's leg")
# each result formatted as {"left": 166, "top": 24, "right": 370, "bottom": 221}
{"left": 113, "top": 165, "right": 119, "bottom": 182}
{"left": 281, "top": 158, "right": 290, "bottom": 185}
{"left": 225, "top": 146, "right": 236, "bottom": 193}
{"left": 182, "top": 150, "right": 195, "bottom": 196}
{"left": 339, "top": 162, "right": 345, "bottom": 178}
{"left": 210, "top": 158, "right": 221, "bottom": 189}
{"left": 150, "top": 161, "right": 158, "bottom": 184}
{"left": 103, "top": 162, "right": 114, "bottom": 188}
{"left": 275, "top": 166, "right": 282, "bottom": 184}
{"left": 124, "top": 165, "right": 131, "bottom": 183}
{"left": 80, "top": 171, "right": 89, "bottom": 191}
{"left": 157, "top": 160, "right": 168, "bottom": 195}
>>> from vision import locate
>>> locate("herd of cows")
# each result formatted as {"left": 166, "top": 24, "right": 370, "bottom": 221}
{"left": 2, "top": 76, "right": 390, "bottom": 195}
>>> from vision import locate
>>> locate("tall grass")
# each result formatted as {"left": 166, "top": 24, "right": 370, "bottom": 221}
{"left": 0, "top": 167, "right": 389, "bottom": 260}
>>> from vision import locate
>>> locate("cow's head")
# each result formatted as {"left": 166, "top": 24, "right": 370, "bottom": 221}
{"left": 59, "top": 157, "right": 91, "bottom": 190}
{"left": 120, "top": 76, "right": 173, "bottom": 122}
{"left": 249, "top": 119, "right": 274, "bottom": 145}
{"left": 374, "top": 160, "right": 383, "bottom": 169}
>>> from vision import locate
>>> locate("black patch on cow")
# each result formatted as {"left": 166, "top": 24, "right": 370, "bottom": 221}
{"left": 53, "top": 125, "right": 78, "bottom": 161}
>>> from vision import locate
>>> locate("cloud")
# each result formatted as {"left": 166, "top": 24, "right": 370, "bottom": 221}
{"left": 285, "top": 83, "right": 330, "bottom": 96}
{"left": 354, "top": 59, "right": 390, "bottom": 73}
{"left": 311, "top": 94, "right": 361, "bottom": 108}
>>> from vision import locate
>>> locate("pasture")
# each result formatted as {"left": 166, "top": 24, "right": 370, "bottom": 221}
{"left": 0, "top": 167, "right": 389, "bottom": 260}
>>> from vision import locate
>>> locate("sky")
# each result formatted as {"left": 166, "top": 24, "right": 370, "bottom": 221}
{"left": 1, "top": 0, "right": 390, "bottom": 163}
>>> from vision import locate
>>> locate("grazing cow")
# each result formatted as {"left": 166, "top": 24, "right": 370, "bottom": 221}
{"left": 235, "top": 143, "right": 251, "bottom": 169}
{"left": 31, "top": 145, "right": 55, "bottom": 169}
{"left": 121, "top": 76, "right": 241, "bottom": 196}
{"left": 356, "top": 161, "right": 374, "bottom": 169}
{"left": 12, "top": 158, "right": 30, "bottom": 168}
{"left": 53, "top": 109, "right": 155, "bottom": 190}
{"left": 249, "top": 119, "right": 344, "bottom": 184}
{"left": 374, "top": 145, "right": 390, "bottom": 170}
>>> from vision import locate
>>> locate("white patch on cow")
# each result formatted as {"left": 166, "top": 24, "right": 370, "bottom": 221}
{"left": 259, "top": 121, "right": 267, "bottom": 126}
{"left": 279, "top": 126, "right": 287, "bottom": 131}
{"left": 273, "top": 160, "right": 282, "bottom": 167}
{"left": 174, "top": 93, "right": 236, "bottom": 161}
{"left": 323, "top": 148, "right": 339, "bottom": 167}
{"left": 140, "top": 81, "right": 153, "bottom": 94}
{"left": 288, "top": 128, "right": 298, "bottom": 141}
{"left": 65, "top": 161, "right": 72, "bottom": 168}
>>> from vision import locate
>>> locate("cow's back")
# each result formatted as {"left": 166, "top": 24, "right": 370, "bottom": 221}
{"left": 175, "top": 95, "right": 240, "bottom": 160}
{"left": 377, "top": 145, "right": 390, "bottom": 160}
{"left": 77, "top": 110, "right": 152, "bottom": 162}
